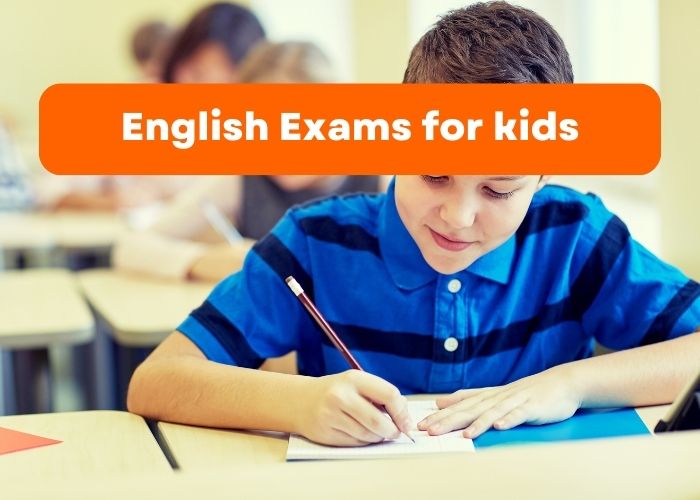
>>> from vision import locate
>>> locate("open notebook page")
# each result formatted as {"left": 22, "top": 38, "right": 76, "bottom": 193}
{"left": 286, "top": 400, "right": 475, "bottom": 460}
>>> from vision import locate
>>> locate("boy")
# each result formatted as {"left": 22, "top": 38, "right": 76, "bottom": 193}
{"left": 128, "top": 2, "right": 700, "bottom": 445}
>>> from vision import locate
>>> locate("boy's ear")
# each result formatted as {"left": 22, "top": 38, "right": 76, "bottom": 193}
{"left": 536, "top": 175, "right": 551, "bottom": 191}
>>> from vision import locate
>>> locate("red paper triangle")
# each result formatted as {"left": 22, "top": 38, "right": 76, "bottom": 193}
{"left": 0, "top": 426, "right": 62, "bottom": 455}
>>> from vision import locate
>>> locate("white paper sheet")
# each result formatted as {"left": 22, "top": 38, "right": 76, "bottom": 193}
{"left": 286, "top": 400, "right": 475, "bottom": 460}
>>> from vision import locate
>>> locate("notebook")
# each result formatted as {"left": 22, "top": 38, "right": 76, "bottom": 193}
{"left": 286, "top": 400, "right": 475, "bottom": 461}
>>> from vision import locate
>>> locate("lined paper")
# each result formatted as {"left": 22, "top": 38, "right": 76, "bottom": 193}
{"left": 286, "top": 400, "right": 474, "bottom": 460}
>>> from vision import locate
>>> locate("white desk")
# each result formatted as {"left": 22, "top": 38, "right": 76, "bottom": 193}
{"left": 0, "top": 269, "right": 94, "bottom": 413}
{"left": 0, "top": 410, "right": 172, "bottom": 480}
{"left": 6, "top": 427, "right": 700, "bottom": 499}
{"left": 157, "top": 403, "right": 668, "bottom": 471}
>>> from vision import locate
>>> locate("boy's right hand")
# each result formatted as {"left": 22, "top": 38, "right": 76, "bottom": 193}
{"left": 297, "top": 370, "right": 413, "bottom": 446}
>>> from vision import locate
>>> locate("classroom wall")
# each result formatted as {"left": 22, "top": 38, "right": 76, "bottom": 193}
{"left": 351, "top": 0, "right": 409, "bottom": 83}
{"left": 251, "top": 0, "right": 356, "bottom": 82}
{"left": 658, "top": 0, "right": 700, "bottom": 280}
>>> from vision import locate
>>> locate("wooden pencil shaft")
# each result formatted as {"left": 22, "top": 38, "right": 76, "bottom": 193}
{"left": 284, "top": 276, "right": 415, "bottom": 443}
{"left": 298, "top": 294, "right": 362, "bottom": 370}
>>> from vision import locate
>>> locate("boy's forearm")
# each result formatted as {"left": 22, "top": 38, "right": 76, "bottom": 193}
{"left": 566, "top": 330, "right": 700, "bottom": 408}
{"left": 127, "top": 355, "right": 313, "bottom": 433}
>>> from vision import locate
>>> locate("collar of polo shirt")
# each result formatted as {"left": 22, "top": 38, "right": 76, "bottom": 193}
{"left": 379, "top": 179, "right": 516, "bottom": 290}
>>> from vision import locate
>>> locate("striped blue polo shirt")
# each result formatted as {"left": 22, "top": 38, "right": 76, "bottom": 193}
{"left": 178, "top": 181, "right": 700, "bottom": 394}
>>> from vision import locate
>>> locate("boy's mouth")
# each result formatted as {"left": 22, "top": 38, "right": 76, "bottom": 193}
{"left": 429, "top": 228, "right": 474, "bottom": 252}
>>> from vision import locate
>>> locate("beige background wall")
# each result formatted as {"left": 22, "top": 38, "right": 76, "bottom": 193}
{"left": 351, "top": 0, "right": 409, "bottom": 83}
{"left": 0, "top": 0, "right": 232, "bottom": 147}
{"left": 659, "top": 0, "right": 700, "bottom": 280}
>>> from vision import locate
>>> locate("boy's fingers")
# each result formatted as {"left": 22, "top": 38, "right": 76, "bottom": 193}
{"left": 336, "top": 411, "right": 386, "bottom": 444}
{"left": 462, "top": 396, "right": 526, "bottom": 438}
{"left": 426, "top": 392, "right": 518, "bottom": 435}
{"left": 381, "top": 396, "right": 413, "bottom": 434}
{"left": 423, "top": 404, "right": 482, "bottom": 435}
{"left": 436, "top": 388, "right": 485, "bottom": 408}
{"left": 420, "top": 390, "right": 492, "bottom": 429}
{"left": 418, "top": 406, "right": 453, "bottom": 430}
{"left": 345, "top": 393, "right": 401, "bottom": 439}
{"left": 419, "top": 405, "right": 464, "bottom": 430}
{"left": 426, "top": 410, "right": 476, "bottom": 435}
{"left": 329, "top": 427, "right": 376, "bottom": 447}
{"left": 354, "top": 374, "right": 413, "bottom": 433}
{"left": 493, "top": 406, "right": 529, "bottom": 431}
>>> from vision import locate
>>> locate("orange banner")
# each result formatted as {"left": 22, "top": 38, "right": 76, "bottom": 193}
{"left": 39, "top": 83, "right": 659, "bottom": 174}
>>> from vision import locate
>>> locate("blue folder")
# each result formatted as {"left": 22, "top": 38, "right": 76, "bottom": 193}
{"left": 473, "top": 408, "right": 651, "bottom": 449}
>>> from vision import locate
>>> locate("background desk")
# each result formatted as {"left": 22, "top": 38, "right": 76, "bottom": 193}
{"left": 0, "top": 269, "right": 94, "bottom": 414}
{"left": 77, "top": 269, "right": 210, "bottom": 409}
{"left": 157, "top": 403, "right": 669, "bottom": 471}
{"left": 0, "top": 212, "right": 53, "bottom": 252}
{"left": 77, "top": 269, "right": 210, "bottom": 347}
{"left": 0, "top": 211, "right": 126, "bottom": 269}
{"left": 7, "top": 427, "right": 700, "bottom": 499}
{"left": 0, "top": 410, "right": 172, "bottom": 480}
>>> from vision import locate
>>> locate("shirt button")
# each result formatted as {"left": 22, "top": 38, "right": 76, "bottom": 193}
{"left": 447, "top": 279, "right": 462, "bottom": 293}
{"left": 444, "top": 337, "right": 459, "bottom": 352}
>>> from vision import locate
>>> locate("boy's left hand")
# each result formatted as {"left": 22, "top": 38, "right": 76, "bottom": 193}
{"left": 418, "top": 365, "right": 581, "bottom": 439}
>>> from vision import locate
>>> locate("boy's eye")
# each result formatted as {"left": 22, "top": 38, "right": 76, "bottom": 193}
{"left": 421, "top": 175, "right": 450, "bottom": 184}
{"left": 483, "top": 186, "right": 515, "bottom": 199}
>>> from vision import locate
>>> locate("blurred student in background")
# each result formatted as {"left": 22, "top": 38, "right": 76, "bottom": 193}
{"left": 0, "top": 116, "right": 32, "bottom": 211}
{"left": 30, "top": 18, "right": 179, "bottom": 213}
{"left": 162, "top": 2, "right": 265, "bottom": 83}
{"left": 130, "top": 20, "right": 175, "bottom": 82}
{"left": 113, "top": 41, "right": 383, "bottom": 282}
{"left": 30, "top": 16, "right": 184, "bottom": 214}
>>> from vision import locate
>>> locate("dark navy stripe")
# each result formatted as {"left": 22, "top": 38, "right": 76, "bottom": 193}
{"left": 516, "top": 201, "right": 588, "bottom": 246}
{"left": 641, "top": 280, "right": 700, "bottom": 345}
{"left": 567, "top": 216, "right": 630, "bottom": 317}
{"left": 318, "top": 217, "right": 630, "bottom": 363}
{"left": 293, "top": 191, "right": 382, "bottom": 212}
{"left": 253, "top": 233, "right": 324, "bottom": 374}
{"left": 298, "top": 216, "right": 380, "bottom": 257}
{"left": 190, "top": 300, "right": 265, "bottom": 368}
{"left": 323, "top": 307, "right": 572, "bottom": 365}
{"left": 253, "top": 233, "right": 314, "bottom": 300}
{"left": 465, "top": 300, "right": 575, "bottom": 363}
{"left": 470, "top": 216, "right": 629, "bottom": 360}
{"left": 327, "top": 322, "right": 433, "bottom": 359}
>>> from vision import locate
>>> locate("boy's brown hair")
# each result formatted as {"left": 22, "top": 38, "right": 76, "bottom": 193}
{"left": 404, "top": 1, "right": 573, "bottom": 84}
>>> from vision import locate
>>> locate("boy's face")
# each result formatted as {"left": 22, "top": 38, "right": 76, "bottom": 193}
{"left": 395, "top": 175, "right": 548, "bottom": 275}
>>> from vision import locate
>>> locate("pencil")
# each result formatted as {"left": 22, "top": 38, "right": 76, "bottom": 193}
{"left": 285, "top": 275, "right": 415, "bottom": 443}
{"left": 200, "top": 200, "right": 244, "bottom": 245}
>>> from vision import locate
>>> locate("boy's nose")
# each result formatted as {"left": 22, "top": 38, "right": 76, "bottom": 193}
{"left": 439, "top": 196, "right": 477, "bottom": 228}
